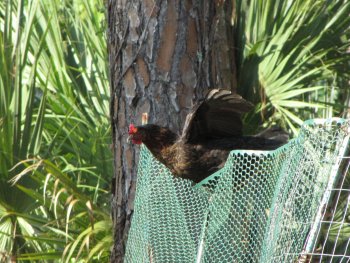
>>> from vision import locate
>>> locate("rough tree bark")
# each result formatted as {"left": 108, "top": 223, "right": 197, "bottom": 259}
{"left": 107, "top": 0, "right": 237, "bottom": 262}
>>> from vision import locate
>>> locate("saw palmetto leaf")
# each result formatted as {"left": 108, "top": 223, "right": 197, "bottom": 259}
{"left": 234, "top": 0, "right": 350, "bottom": 133}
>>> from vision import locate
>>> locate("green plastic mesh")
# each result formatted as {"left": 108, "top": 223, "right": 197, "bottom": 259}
{"left": 125, "top": 118, "right": 350, "bottom": 263}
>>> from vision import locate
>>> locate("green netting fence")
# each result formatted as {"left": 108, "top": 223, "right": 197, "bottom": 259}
{"left": 125, "top": 118, "right": 350, "bottom": 263}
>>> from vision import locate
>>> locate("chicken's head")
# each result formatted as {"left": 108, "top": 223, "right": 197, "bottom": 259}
{"left": 128, "top": 123, "right": 177, "bottom": 148}
{"left": 128, "top": 124, "right": 142, "bottom": 144}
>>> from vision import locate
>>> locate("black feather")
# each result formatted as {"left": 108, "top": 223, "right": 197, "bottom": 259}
{"left": 181, "top": 89, "right": 254, "bottom": 143}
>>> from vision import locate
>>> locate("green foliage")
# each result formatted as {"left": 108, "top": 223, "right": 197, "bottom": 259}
{"left": 232, "top": 0, "right": 350, "bottom": 258}
{"left": 0, "top": 0, "right": 111, "bottom": 261}
{"left": 233, "top": 0, "right": 350, "bottom": 134}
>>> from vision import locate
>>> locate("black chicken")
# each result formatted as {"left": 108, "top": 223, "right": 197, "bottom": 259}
{"left": 128, "top": 89, "right": 287, "bottom": 183}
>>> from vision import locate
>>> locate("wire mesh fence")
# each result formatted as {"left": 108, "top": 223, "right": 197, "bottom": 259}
{"left": 297, "top": 154, "right": 350, "bottom": 262}
{"left": 125, "top": 118, "right": 350, "bottom": 263}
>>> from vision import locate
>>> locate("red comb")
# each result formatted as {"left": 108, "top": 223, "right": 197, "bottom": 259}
{"left": 129, "top": 124, "right": 137, "bottom": 134}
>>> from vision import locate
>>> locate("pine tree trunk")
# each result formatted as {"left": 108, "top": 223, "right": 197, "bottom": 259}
{"left": 107, "top": 0, "right": 236, "bottom": 262}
